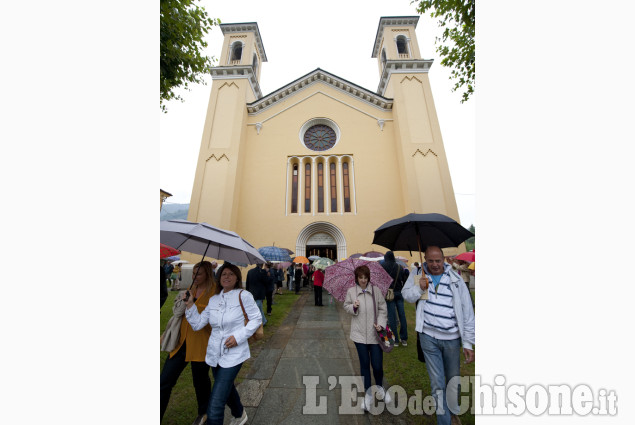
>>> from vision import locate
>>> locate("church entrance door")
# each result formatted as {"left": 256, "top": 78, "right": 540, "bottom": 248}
{"left": 306, "top": 245, "right": 337, "bottom": 260}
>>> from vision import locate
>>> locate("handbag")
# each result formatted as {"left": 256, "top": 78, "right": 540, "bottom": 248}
{"left": 385, "top": 288, "right": 394, "bottom": 301}
{"left": 239, "top": 290, "right": 264, "bottom": 343}
{"left": 371, "top": 285, "right": 395, "bottom": 353}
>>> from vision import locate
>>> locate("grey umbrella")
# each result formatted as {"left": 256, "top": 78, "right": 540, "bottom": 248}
{"left": 161, "top": 219, "right": 266, "bottom": 299}
{"left": 161, "top": 219, "right": 266, "bottom": 265}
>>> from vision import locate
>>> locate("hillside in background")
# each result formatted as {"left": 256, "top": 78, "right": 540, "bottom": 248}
{"left": 160, "top": 203, "right": 189, "bottom": 221}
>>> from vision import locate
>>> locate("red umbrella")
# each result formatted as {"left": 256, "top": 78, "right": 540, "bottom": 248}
{"left": 160, "top": 243, "right": 180, "bottom": 259}
{"left": 455, "top": 251, "right": 475, "bottom": 262}
{"left": 323, "top": 258, "right": 393, "bottom": 302}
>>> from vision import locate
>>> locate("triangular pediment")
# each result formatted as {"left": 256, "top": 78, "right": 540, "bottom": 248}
{"left": 246, "top": 68, "right": 393, "bottom": 114}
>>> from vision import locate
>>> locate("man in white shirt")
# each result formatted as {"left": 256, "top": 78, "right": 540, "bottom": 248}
{"left": 402, "top": 246, "right": 475, "bottom": 425}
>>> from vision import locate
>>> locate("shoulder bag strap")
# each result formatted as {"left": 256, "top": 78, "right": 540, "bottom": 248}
{"left": 238, "top": 290, "right": 249, "bottom": 324}
{"left": 370, "top": 285, "right": 378, "bottom": 326}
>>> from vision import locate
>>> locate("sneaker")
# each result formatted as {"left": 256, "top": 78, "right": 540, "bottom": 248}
{"left": 191, "top": 414, "right": 207, "bottom": 425}
{"left": 361, "top": 393, "right": 373, "bottom": 412}
{"left": 401, "top": 340, "right": 408, "bottom": 347}
{"left": 230, "top": 410, "right": 248, "bottom": 425}
{"left": 377, "top": 386, "right": 392, "bottom": 405}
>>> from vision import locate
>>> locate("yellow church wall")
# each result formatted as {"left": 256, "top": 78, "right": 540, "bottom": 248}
{"left": 226, "top": 81, "right": 407, "bottom": 258}
{"left": 188, "top": 79, "right": 252, "bottom": 229}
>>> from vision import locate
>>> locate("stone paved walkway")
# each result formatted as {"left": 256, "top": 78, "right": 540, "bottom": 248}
{"left": 222, "top": 288, "right": 408, "bottom": 424}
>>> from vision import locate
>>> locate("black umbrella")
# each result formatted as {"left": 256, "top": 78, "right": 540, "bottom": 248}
{"left": 372, "top": 213, "right": 473, "bottom": 299}
{"left": 372, "top": 213, "right": 473, "bottom": 254}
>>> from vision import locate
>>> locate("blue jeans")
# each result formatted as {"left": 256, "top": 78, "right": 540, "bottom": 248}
{"left": 354, "top": 342, "right": 383, "bottom": 392}
{"left": 386, "top": 291, "right": 408, "bottom": 342}
{"left": 255, "top": 299, "right": 267, "bottom": 325}
{"left": 207, "top": 363, "right": 244, "bottom": 425}
{"left": 419, "top": 333, "right": 461, "bottom": 425}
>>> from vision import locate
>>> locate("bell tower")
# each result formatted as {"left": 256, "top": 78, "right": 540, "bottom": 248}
{"left": 372, "top": 16, "right": 463, "bottom": 233}
{"left": 187, "top": 22, "right": 267, "bottom": 230}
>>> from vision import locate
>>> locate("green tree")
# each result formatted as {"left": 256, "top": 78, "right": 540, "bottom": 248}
{"left": 160, "top": 0, "right": 220, "bottom": 112}
{"left": 414, "top": 0, "right": 475, "bottom": 102}
{"left": 465, "top": 224, "right": 475, "bottom": 251}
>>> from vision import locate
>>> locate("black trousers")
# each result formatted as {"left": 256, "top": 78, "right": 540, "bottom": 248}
{"left": 160, "top": 342, "right": 211, "bottom": 421}
{"left": 266, "top": 290, "right": 273, "bottom": 313}
{"left": 314, "top": 285, "right": 323, "bottom": 306}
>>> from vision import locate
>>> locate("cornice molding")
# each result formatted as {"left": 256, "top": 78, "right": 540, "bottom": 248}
{"left": 372, "top": 16, "right": 419, "bottom": 58}
{"left": 211, "top": 65, "right": 263, "bottom": 99}
{"left": 220, "top": 22, "right": 268, "bottom": 62}
{"left": 246, "top": 68, "right": 393, "bottom": 114}
{"left": 377, "top": 59, "right": 435, "bottom": 96}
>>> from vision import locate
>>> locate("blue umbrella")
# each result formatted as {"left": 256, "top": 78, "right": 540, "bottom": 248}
{"left": 165, "top": 255, "right": 180, "bottom": 262}
{"left": 257, "top": 246, "right": 293, "bottom": 262}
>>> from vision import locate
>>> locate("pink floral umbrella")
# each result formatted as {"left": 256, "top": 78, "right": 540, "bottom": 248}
{"left": 323, "top": 258, "right": 393, "bottom": 302}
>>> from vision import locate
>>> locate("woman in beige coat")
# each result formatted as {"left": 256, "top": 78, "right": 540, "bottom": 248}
{"left": 343, "top": 265, "right": 391, "bottom": 410}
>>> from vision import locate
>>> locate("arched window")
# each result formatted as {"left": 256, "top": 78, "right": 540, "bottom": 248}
{"left": 343, "top": 162, "right": 351, "bottom": 212}
{"left": 396, "top": 36, "right": 408, "bottom": 56}
{"left": 230, "top": 42, "right": 243, "bottom": 62}
{"left": 291, "top": 164, "right": 298, "bottom": 213}
{"left": 252, "top": 53, "right": 258, "bottom": 75}
{"left": 330, "top": 163, "right": 337, "bottom": 212}
{"left": 317, "top": 162, "right": 324, "bottom": 212}
{"left": 304, "top": 163, "right": 311, "bottom": 213}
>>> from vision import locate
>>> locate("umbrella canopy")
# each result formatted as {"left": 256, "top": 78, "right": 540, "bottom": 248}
{"left": 292, "top": 256, "right": 310, "bottom": 264}
{"left": 372, "top": 213, "right": 474, "bottom": 253}
{"left": 160, "top": 243, "right": 180, "bottom": 259}
{"left": 164, "top": 255, "right": 180, "bottom": 262}
{"left": 258, "top": 246, "right": 293, "bottom": 262}
{"left": 395, "top": 255, "right": 408, "bottom": 263}
{"left": 455, "top": 251, "right": 475, "bottom": 262}
{"left": 308, "top": 255, "right": 321, "bottom": 261}
{"left": 323, "top": 258, "right": 393, "bottom": 302}
{"left": 281, "top": 248, "right": 295, "bottom": 255}
{"left": 349, "top": 253, "right": 363, "bottom": 259}
{"left": 359, "top": 256, "right": 383, "bottom": 262}
{"left": 275, "top": 261, "right": 292, "bottom": 270}
{"left": 312, "top": 257, "right": 335, "bottom": 270}
{"left": 160, "top": 219, "right": 266, "bottom": 265}
{"left": 363, "top": 251, "right": 384, "bottom": 258}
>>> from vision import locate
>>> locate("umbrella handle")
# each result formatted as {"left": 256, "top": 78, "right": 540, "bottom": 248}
{"left": 416, "top": 230, "right": 429, "bottom": 300}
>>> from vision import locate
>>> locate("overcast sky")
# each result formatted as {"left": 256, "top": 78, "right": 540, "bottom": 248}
{"left": 159, "top": 0, "right": 476, "bottom": 227}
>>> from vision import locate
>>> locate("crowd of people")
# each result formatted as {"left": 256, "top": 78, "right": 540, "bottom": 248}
{"left": 160, "top": 248, "right": 475, "bottom": 425}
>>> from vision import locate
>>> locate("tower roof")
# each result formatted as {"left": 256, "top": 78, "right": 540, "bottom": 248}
{"left": 371, "top": 16, "right": 419, "bottom": 58}
{"left": 220, "top": 22, "right": 268, "bottom": 62}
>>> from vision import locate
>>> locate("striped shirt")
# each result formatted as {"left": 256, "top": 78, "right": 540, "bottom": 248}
{"left": 422, "top": 271, "right": 460, "bottom": 340}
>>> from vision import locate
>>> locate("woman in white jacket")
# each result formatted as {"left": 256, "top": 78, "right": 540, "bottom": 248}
{"left": 184, "top": 263, "right": 261, "bottom": 425}
{"left": 343, "top": 265, "right": 391, "bottom": 411}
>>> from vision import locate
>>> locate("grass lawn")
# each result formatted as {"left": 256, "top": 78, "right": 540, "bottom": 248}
{"left": 159, "top": 289, "right": 302, "bottom": 425}
{"left": 382, "top": 294, "right": 476, "bottom": 425}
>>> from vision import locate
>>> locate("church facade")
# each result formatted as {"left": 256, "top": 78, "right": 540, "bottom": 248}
{"left": 186, "top": 16, "right": 464, "bottom": 263}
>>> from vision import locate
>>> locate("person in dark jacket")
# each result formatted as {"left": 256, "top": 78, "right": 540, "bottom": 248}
{"left": 246, "top": 264, "right": 268, "bottom": 325}
{"left": 160, "top": 264, "right": 168, "bottom": 308}
{"left": 264, "top": 263, "right": 275, "bottom": 316}
{"left": 294, "top": 264, "right": 303, "bottom": 294}
{"left": 381, "top": 251, "right": 408, "bottom": 346}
